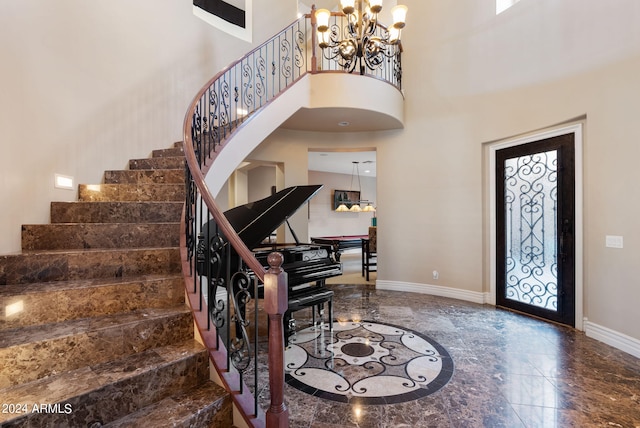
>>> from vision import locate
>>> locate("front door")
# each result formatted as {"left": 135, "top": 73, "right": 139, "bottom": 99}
{"left": 496, "top": 133, "right": 575, "bottom": 326}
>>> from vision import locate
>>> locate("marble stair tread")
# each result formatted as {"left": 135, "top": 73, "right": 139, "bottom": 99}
{"left": 0, "top": 306, "right": 193, "bottom": 388}
{"left": 0, "top": 340, "right": 210, "bottom": 427}
{"left": 78, "top": 183, "right": 185, "bottom": 202}
{"left": 0, "top": 274, "right": 184, "bottom": 330}
{"left": 0, "top": 247, "right": 180, "bottom": 285}
{"left": 21, "top": 222, "right": 180, "bottom": 250}
{"left": 104, "top": 381, "right": 233, "bottom": 428}
{"left": 103, "top": 168, "right": 185, "bottom": 184}
{"left": 129, "top": 156, "right": 185, "bottom": 170}
{"left": 50, "top": 201, "right": 184, "bottom": 223}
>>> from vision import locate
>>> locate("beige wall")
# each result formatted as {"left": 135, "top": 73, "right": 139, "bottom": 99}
{"left": 0, "top": 0, "right": 297, "bottom": 254}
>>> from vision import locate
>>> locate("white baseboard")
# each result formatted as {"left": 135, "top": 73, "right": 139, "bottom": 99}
{"left": 375, "top": 280, "right": 486, "bottom": 305}
{"left": 584, "top": 319, "right": 640, "bottom": 359}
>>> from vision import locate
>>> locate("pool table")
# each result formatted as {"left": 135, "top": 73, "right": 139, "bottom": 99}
{"left": 310, "top": 235, "right": 367, "bottom": 261}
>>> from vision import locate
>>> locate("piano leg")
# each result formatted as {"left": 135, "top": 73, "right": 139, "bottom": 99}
{"left": 312, "top": 304, "right": 318, "bottom": 327}
{"left": 328, "top": 299, "right": 333, "bottom": 332}
{"left": 283, "top": 311, "right": 296, "bottom": 348}
{"left": 314, "top": 303, "right": 325, "bottom": 329}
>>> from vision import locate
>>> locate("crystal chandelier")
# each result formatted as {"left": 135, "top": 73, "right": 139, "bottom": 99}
{"left": 315, "top": 0, "right": 408, "bottom": 74}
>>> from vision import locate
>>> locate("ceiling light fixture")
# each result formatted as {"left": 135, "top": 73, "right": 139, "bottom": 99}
{"left": 335, "top": 161, "right": 376, "bottom": 212}
{"left": 315, "top": 1, "right": 408, "bottom": 75}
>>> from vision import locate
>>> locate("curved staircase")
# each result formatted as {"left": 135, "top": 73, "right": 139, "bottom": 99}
{"left": 0, "top": 143, "right": 232, "bottom": 427}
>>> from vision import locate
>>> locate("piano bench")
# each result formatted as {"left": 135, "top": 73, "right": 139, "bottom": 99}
{"left": 285, "top": 288, "right": 334, "bottom": 338}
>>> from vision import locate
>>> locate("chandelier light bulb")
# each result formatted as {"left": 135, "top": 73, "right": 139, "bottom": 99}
{"left": 341, "top": 0, "right": 356, "bottom": 14}
{"left": 368, "top": 0, "right": 383, "bottom": 14}
{"left": 387, "top": 26, "right": 400, "bottom": 44}
{"left": 316, "top": 8, "right": 331, "bottom": 32}
{"left": 318, "top": 30, "right": 331, "bottom": 48}
{"left": 391, "top": 5, "right": 408, "bottom": 29}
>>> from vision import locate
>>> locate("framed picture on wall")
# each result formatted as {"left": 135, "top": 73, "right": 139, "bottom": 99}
{"left": 333, "top": 190, "right": 361, "bottom": 210}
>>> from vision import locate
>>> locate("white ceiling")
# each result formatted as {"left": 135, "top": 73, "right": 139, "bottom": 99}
{"left": 280, "top": 107, "right": 403, "bottom": 133}
{"left": 308, "top": 150, "right": 376, "bottom": 177}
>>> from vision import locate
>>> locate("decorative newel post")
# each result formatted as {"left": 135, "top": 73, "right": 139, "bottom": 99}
{"left": 265, "top": 252, "right": 289, "bottom": 428}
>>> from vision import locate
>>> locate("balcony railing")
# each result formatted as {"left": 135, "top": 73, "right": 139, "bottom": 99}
{"left": 180, "top": 9, "right": 402, "bottom": 427}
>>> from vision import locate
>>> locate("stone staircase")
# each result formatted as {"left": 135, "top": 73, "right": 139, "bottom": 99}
{"left": 0, "top": 143, "right": 233, "bottom": 427}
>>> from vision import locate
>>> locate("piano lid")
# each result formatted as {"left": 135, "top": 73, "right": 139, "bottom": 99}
{"left": 224, "top": 185, "right": 323, "bottom": 249}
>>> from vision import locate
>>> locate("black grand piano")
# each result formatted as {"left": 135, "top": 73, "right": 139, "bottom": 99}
{"left": 197, "top": 184, "right": 341, "bottom": 343}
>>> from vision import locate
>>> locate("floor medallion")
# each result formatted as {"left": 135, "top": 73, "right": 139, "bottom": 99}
{"left": 285, "top": 320, "right": 454, "bottom": 404}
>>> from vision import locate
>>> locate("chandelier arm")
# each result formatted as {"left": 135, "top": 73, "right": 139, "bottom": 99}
{"left": 363, "top": 17, "right": 377, "bottom": 38}
{"left": 344, "top": 56, "right": 359, "bottom": 73}
{"left": 380, "top": 45, "right": 399, "bottom": 59}
{"left": 363, "top": 51, "right": 382, "bottom": 71}
{"left": 347, "top": 18, "right": 358, "bottom": 39}
{"left": 320, "top": 43, "right": 359, "bottom": 73}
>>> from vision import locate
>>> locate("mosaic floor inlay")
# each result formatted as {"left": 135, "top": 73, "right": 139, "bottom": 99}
{"left": 285, "top": 320, "right": 454, "bottom": 404}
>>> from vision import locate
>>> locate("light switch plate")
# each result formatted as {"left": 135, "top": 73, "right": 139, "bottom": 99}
{"left": 605, "top": 235, "right": 623, "bottom": 248}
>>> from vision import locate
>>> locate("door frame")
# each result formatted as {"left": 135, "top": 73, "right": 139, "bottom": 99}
{"left": 487, "top": 123, "right": 584, "bottom": 330}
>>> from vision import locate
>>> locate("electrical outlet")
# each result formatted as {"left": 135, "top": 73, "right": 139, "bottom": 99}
{"left": 432, "top": 270, "right": 439, "bottom": 280}
{"left": 605, "top": 235, "right": 623, "bottom": 249}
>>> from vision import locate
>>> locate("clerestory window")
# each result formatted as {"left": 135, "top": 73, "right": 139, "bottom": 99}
{"left": 496, "top": 0, "right": 521, "bottom": 14}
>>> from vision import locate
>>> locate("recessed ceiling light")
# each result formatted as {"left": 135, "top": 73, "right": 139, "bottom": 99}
{"left": 338, "top": 121, "right": 350, "bottom": 127}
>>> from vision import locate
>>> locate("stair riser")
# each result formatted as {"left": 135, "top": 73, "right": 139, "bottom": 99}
{"left": 0, "top": 310, "right": 193, "bottom": 389}
{"left": 129, "top": 157, "right": 185, "bottom": 170}
{"left": 0, "top": 344, "right": 210, "bottom": 427}
{"left": 0, "top": 276, "right": 185, "bottom": 330}
{"left": 78, "top": 184, "right": 184, "bottom": 202}
{"left": 152, "top": 147, "right": 184, "bottom": 158}
{"left": 103, "top": 169, "right": 185, "bottom": 184}
{"left": 0, "top": 248, "right": 180, "bottom": 285}
{"left": 22, "top": 223, "right": 180, "bottom": 251}
{"left": 51, "top": 201, "right": 183, "bottom": 223}
{"left": 106, "top": 382, "right": 233, "bottom": 428}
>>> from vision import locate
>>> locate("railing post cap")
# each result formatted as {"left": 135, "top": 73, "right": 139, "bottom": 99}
{"left": 267, "top": 252, "right": 284, "bottom": 272}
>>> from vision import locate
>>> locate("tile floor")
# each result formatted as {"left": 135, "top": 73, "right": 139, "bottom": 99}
{"left": 265, "top": 259, "right": 640, "bottom": 428}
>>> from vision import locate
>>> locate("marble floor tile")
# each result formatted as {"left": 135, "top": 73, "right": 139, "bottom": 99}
{"left": 268, "top": 280, "right": 640, "bottom": 428}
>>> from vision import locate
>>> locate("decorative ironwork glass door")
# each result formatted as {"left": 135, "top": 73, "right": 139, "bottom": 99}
{"left": 496, "top": 134, "right": 575, "bottom": 326}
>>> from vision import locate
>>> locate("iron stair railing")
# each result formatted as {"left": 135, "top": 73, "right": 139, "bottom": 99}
{"left": 180, "top": 9, "right": 402, "bottom": 428}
